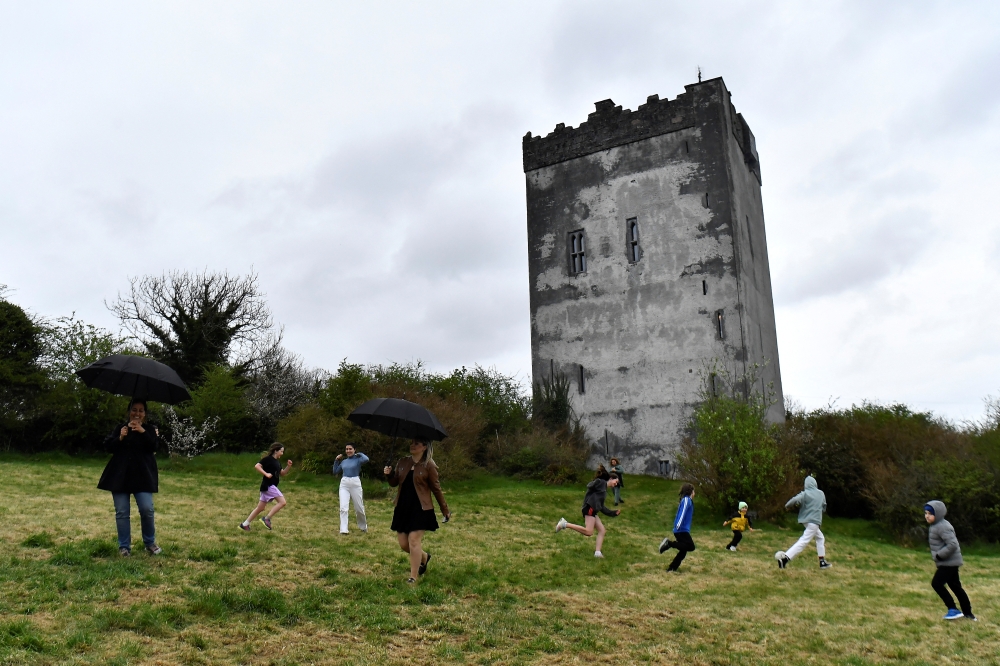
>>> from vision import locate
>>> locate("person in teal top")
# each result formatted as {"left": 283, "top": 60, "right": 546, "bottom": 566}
{"left": 333, "top": 443, "right": 369, "bottom": 534}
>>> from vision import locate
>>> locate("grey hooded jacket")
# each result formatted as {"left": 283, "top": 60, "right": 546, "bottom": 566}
{"left": 785, "top": 476, "right": 827, "bottom": 526}
{"left": 926, "top": 500, "right": 963, "bottom": 568}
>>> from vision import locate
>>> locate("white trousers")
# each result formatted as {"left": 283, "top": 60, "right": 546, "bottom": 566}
{"left": 786, "top": 522, "right": 825, "bottom": 559}
{"left": 339, "top": 477, "right": 367, "bottom": 533}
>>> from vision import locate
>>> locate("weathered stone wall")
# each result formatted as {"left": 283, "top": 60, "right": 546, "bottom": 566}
{"left": 524, "top": 77, "right": 783, "bottom": 475}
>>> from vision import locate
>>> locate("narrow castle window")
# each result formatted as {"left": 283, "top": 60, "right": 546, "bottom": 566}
{"left": 626, "top": 218, "right": 641, "bottom": 263}
{"left": 685, "top": 140, "right": 690, "bottom": 154}
{"left": 704, "top": 192, "right": 710, "bottom": 208}
{"left": 579, "top": 364, "right": 586, "bottom": 394}
{"left": 710, "top": 373, "right": 719, "bottom": 397}
{"left": 715, "top": 310, "right": 726, "bottom": 339}
{"left": 702, "top": 280, "right": 707, "bottom": 295}
{"left": 568, "top": 230, "right": 587, "bottom": 274}
{"left": 746, "top": 215, "right": 754, "bottom": 261}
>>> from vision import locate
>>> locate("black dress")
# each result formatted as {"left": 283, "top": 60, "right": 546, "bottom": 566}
{"left": 390, "top": 470, "right": 439, "bottom": 533}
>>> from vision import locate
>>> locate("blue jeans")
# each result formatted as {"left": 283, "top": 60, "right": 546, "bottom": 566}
{"left": 112, "top": 492, "right": 156, "bottom": 550}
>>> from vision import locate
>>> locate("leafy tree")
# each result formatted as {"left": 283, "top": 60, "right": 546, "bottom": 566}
{"left": 678, "top": 362, "right": 795, "bottom": 516}
{"left": 36, "top": 316, "right": 132, "bottom": 450}
{"left": 109, "top": 270, "right": 278, "bottom": 385}
{"left": 0, "top": 297, "right": 47, "bottom": 447}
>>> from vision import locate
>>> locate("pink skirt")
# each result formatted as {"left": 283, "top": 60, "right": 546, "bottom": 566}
{"left": 260, "top": 486, "right": 284, "bottom": 503}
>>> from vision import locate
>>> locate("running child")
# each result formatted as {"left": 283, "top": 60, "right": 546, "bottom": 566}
{"left": 925, "top": 500, "right": 976, "bottom": 621}
{"left": 555, "top": 466, "right": 621, "bottom": 558}
{"left": 723, "top": 501, "right": 754, "bottom": 551}
{"left": 239, "top": 443, "right": 292, "bottom": 531}
{"left": 659, "top": 483, "right": 696, "bottom": 572}
{"left": 775, "top": 475, "right": 831, "bottom": 569}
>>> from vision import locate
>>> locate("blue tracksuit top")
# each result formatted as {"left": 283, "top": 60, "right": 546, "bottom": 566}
{"left": 332, "top": 453, "right": 369, "bottom": 478}
{"left": 673, "top": 496, "right": 693, "bottom": 533}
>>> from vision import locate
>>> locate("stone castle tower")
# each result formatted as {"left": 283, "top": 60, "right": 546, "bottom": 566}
{"left": 522, "top": 77, "right": 783, "bottom": 475}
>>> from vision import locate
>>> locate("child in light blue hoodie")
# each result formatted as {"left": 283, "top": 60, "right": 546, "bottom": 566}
{"left": 775, "top": 475, "right": 831, "bottom": 570}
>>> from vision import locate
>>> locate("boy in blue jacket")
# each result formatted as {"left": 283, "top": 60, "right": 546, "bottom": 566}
{"left": 658, "top": 483, "right": 696, "bottom": 572}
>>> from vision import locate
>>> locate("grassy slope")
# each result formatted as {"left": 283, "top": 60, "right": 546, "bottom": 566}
{"left": 0, "top": 453, "right": 998, "bottom": 665}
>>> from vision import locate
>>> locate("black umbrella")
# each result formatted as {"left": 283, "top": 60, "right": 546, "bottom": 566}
{"left": 75, "top": 354, "right": 192, "bottom": 404}
{"left": 347, "top": 398, "right": 448, "bottom": 442}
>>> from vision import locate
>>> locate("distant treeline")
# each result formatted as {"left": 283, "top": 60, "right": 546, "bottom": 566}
{"left": 679, "top": 364, "right": 1000, "bottom": 542}
{"left": 0, "top": 275, "right": 588, "bottom": 483}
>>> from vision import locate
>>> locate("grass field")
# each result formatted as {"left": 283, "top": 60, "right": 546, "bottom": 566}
{"left": 1, "top": 453, "right": 998, "bottom": 665}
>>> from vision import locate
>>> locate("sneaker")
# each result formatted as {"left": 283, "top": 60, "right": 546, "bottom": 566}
{"left": 966, "top": 613, "right": 978, "bottom": 621}
{"left": 944, "top": 609, "right": 964, "bottom": 620}
{"left": 659, "top": 537, "right": 672, "bottom": 554}
{"left": 618, "top": 499, "right": 624, "bottom": 504}
{"left": 145, "top": 544, "right": 162, "bottom": 556}
{"left": 119, "top": 547, "right": 131, "bottom": 557}
{"left": 555, "top": 518, "right": 568, "bottom": 533}
{"left": 260, "top": 516, "right": 272, "bottom": 530}
{"left": 340, "top": 531, "right": 349, "bottom": 535}
{"left": 727, "top": 546, "right": 737, "bottom": 551}
{"left": 666, "top": 566, "right": 678, "bottom": 573}
{"left": 406, "top": 577, "right": 417, "bottom": 584}
{"left": 775, "top": 551, "right": 789, "bottom": 569}
{"left": 819, "top": 559, "right": 832, "bottom": 569}
{"left": 239, "top": 523, "right": 251, "bottom": 532}
{"left": 594, "top": 551, "right": 603, "bottom": 558}
{"left": 419, "top": 552, "right": 432, "bottom": 576}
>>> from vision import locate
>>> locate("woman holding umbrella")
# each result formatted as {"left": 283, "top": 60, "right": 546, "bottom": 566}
{"left": 97, "top": 399, "right": 162, "bottom": 556}
{"left": 384, "top": 438, "right": 451, "bottom": 584}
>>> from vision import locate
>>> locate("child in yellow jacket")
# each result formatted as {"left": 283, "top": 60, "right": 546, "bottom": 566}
{"left": 723, "top": 501, "right": 754, "bottom": 551}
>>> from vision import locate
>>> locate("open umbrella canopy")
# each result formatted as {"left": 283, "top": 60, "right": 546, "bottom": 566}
{"left": 347, "top": 398, "right": 448, "bottom": 442}
{"left": 75, "top": 354, "right": 192, "bottom": 404}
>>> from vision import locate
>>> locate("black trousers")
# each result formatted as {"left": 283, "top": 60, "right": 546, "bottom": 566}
{"left": 932, "top": 566, "right": 972, "bottom": 615}
{"left": 727, "top": 530, "right": 743, "bottom": 549}
{"left": 667, "top": 531, "right": 696, "bottom": 571}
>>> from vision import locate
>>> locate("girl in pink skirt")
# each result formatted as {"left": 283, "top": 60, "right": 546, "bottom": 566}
{"left": 239, "top": 443, "right": 292, "bottom": 531}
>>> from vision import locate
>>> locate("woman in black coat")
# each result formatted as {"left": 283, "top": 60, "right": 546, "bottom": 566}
{"left": 97, "top": 399, "right": 162, "bottom": 556}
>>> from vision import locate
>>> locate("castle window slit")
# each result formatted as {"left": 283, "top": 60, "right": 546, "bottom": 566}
{"left": 568, "top": 230, "right": 587, "bottom": 274}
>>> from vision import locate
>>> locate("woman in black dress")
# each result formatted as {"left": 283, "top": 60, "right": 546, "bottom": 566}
{"left": 97, "top": 399, "right": 162, "bottom": 556}
{"left": 384, "top": 438, "right": 451, "bottom": 583}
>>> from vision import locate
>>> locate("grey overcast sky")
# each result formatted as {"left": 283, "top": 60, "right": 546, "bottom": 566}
{"left": 2, "top": 1, "right": 998, "bottom": 422}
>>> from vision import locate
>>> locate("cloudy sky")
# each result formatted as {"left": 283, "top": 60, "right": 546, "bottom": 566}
{"left": 2, "top": 1, "right": 998, "bottom": 422}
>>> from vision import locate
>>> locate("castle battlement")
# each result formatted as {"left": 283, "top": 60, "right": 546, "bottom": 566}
{"left": 522, "top": 87, "right": 699, "bottom": 172}
{"left": 523, "top": 77, "right": 760, "bottom": 183}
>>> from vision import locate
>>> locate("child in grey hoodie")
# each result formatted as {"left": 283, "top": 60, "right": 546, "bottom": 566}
{"left": 925, "top": 500, "right": 976, "bottom": 621}
{"left": 775, "top": 475, "right": 831, "bottom": 569}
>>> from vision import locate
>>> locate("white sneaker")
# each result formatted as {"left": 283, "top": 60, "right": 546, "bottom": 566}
{"left": 594, "top": 551, "right": 603, "bottom": 558}
{"left": 727, "top": 546, "right": 737, "bottom": 551}
{"left": 555, "top": 518, "right": 568, "bottom": 533}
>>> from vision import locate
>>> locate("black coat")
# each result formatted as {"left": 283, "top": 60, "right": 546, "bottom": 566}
{"left": 97, "top": 424, "right": 159, "bottom": 493}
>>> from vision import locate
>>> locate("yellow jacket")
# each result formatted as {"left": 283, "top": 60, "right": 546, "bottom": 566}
{"left": 728, "top": 515, "right": 752, "bottom": 532}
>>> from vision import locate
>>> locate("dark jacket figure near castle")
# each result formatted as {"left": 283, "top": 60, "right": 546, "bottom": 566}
{"left": 925, "top": 500, "right": 976, "bottom": 621}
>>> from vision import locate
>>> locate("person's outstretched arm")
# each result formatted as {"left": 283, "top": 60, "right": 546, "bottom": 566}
{"left": 785, "top": 492, "right": 804, "bottom": 510}
{"left": 332, "top": 459, "right": 342, "bottom": 476}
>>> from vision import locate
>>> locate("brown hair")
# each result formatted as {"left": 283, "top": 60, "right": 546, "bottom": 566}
{"left": 609, "top": 458, "right": 619, "bottom": 465}
{"left": 263, "top": 442, "right": 284, "bottom": 459}
{"left": 594, "top": 464, "right": 611, "bottom": 481}
{"left": 679, "top": 483, "right": 695, "bottom": 497}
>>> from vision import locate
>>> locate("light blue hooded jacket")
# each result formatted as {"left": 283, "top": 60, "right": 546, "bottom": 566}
{"left": 785, "top": 475, "right": 827, "bottom": 526}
